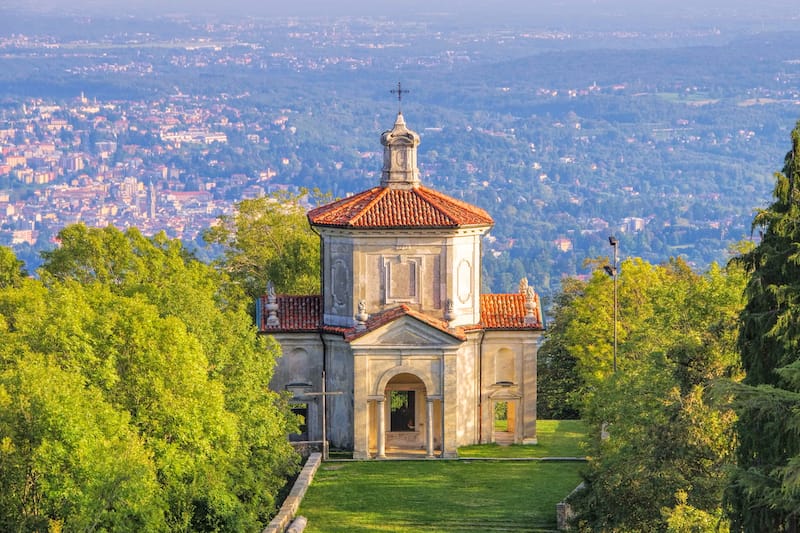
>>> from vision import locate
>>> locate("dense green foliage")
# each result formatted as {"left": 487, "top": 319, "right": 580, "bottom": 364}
{"left": 536, "top": 278, "right": 584, "bottom": 419}
{"left": 0, "top": 225, "right": 299, "bottom": 532}
{"left": 0, "top": 246, "right": 26, "bottom": 287}
{"left": 726, "top": 122, "right": 800, "bottom": 532}
{"left": 542, "top": 257, "right": 745, "bottom": 531}
{"left": 203, "top": 191, "right": 321, "bottom": 300}
{"left": 298, "top": 460, "right": 582, "bottom": 532}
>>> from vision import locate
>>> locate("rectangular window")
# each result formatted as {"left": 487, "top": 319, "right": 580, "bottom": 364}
{"left": 390, "top": 390, "right": 416, "bottom": 432}
{"left": 290, "top": 403, "right": 308, "bottom": 441}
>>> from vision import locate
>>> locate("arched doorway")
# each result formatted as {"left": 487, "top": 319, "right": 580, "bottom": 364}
{"left": 379, "top": 373, "right": 435, "bottom": 457}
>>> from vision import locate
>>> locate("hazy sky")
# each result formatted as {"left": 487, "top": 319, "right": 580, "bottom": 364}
{"left": 4, "top": 0, "right": 799, "bottom": 27}
{"left": 2, "top": 0, "right": 790, "bottom": 16}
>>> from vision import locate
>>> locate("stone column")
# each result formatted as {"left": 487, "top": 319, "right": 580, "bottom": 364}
{"left": 441, "top": 351, "right": 459, "bottom": 457}
{"left": 353, "top": 355, "right": 369, "bottom": 459}
{"left": 376, "top": 397, "right": 386, "bottom": 459}
{"left": 425, "top": 398, "right": 434, "bottom": 458}
{"left": 522, "top": 334, "right": 542, "bottom": 445}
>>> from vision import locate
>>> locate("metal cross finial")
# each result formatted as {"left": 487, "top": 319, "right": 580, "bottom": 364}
{"left": 390, "top": 81, "right": 409, "bottom": 112}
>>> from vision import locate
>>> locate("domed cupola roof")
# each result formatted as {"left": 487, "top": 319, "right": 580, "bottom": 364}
{"left": 381, "top": 113, "right": 419, "bottom": 189}
{"left": 380, "top": 112, "right": 421, "bottom": 189}
{"left": 307, "top": 112, "right": 493, "bottom": 230}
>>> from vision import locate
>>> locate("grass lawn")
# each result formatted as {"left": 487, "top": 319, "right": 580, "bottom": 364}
{"left": 298, "top": 460, "right": 583, "bottom": 532}
{"left": 457, "top": 420, "right": 588, "bottom": 459}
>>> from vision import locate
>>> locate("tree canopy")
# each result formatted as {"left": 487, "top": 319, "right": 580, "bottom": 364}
{"left": 545, "top": 257, "right": 745, "bottom": 531}
{"left": 0, "top": 224, "right": 299, "bottom": 532}
{"left": 536, "top": 277, "right": 583, "bottom": 420}
{"left": 726, "top": 121, "right": 800, "bottom": 532}
{"left": 0, "top": 245, "right": 26, "bottom": 288}
{"left": 203, "top": 190, "right": 321, "bottom": 301}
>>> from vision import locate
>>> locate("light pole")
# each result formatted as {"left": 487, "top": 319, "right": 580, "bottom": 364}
{"left": 603, "top": 236, "right": 618, "bottom": 373}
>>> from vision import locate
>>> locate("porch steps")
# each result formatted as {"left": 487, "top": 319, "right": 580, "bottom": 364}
{"left": 388, "top": 517, "right": 555, "bottom": 532}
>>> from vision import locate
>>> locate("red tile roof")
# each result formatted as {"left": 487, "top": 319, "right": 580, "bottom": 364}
{"left": 258, "top": 295, "right": 322, "bottom": 332}
{"left": 343, "top": 304, "right": 466, "bottom": 342}
{"left": 257, "top": 296, "right": 466, "bottom": 340}
{"left": 258, "top": 293, "right": 543, "bottom": 335}
{"left": 480, "top": 293, "right": 543, "bottom": 330}
{"left": 307, "top": 185, "right": 494, "bottom": 229}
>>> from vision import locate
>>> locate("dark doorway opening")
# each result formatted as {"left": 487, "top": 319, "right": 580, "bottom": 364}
{"left": 390, "top": 390, "right": 416, "bottom": 432}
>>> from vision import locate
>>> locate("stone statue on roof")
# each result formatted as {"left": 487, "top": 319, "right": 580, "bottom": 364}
{"left": 265, "top": 280, "right": 279, "bottom": 328}
{"left": 355, "top": 299, "right": 369, "bottom": 331}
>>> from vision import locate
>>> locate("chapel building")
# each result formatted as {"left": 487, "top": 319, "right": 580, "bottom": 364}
{"left": 257, "top": 112, "right": 544, "bottom": 459}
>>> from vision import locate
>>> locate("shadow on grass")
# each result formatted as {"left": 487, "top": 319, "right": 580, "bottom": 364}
{"left": 457, "top": 419, "right": 588, "bottom": 458}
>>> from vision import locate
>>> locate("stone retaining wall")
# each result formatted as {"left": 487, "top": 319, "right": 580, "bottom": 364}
{"left": 290, "top": 440, "right": 325, "bottom": 459}
{"left": 262, "top": 453, "right": 322, "bottom": 533}
{"left": 556, "top": 482, "right": 585, "bottom": 530}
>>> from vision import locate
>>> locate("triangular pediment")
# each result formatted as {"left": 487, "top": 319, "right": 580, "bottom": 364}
{"left": 351, "top": 314, "right": 462, "bottom": 348}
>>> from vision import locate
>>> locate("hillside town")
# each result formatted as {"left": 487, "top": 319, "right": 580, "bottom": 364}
{"left": 0, "top": 93, "right": 284, "bottom": 247}
{"left": 2, "top": 13, "right": 800, "bottom": 282}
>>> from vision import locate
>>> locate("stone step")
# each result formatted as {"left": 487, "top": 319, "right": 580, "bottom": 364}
{"left": 387, "top": 517, "right": 556, "bottom": 532}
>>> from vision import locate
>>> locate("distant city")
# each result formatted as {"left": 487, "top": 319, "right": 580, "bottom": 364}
{"left": 1, "top": 92, "right": 271, "bottom": 247}
{"left": 1, "top": 9, "right": 800, "bottom": 289}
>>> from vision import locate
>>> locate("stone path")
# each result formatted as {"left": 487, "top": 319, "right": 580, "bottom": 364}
{"left": 494, "top": 431, "right": 515, "bottom": 446}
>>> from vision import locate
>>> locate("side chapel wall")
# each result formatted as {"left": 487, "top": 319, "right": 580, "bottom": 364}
{"left": 323, "top": 335, "right": 355, "bottom": 450}
{"left": 480, "top": 330, "right": 542, "bottom": 444}
{"left": 268, "top": 333, "right": 324, "bottom": 441}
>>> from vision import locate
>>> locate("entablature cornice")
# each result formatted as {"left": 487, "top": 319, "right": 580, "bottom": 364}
{"left": 350, "top": 346, "right": 456, "bottom": 357}
{"left": 314, "top": 225, "right": 490, "bottom": 239}
{"left": 481, "top": 330, "right": 545, "bottom": 344}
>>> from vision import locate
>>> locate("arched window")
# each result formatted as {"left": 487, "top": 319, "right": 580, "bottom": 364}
{"left": 495, "top": 347, "right": 516, "bottom": 384}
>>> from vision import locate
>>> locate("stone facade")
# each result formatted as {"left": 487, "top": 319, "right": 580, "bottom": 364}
{"left": 258, "top": 113, "right": 544, "bottom": 458}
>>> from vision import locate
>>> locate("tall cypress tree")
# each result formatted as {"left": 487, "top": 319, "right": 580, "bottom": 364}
{"left": 728, "top": 121, "right": 800, "bottom": 532}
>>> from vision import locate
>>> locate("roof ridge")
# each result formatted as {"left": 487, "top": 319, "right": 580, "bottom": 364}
{"left": 410, "top": 187, "right": 457, "bottom": 226}
{"left": 417, "top": 185, "right": 491, "bottom": 218}
{"left": 415, "top": 186, "right": 493, "bottom": 223}
{"left": 307, "top": 187, "right": 379, "bottom": 221}
{"left": 345, "top": 304, "right": 466, "bottom": 341}
{"left": 349, "top": 186, "right": 389, "bottom": 226}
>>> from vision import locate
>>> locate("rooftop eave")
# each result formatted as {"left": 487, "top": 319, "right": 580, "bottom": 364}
{"left": 307, "top": 220, "right": 494, "bottom": 231}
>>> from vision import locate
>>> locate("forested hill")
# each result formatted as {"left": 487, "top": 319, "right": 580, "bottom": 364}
{"left": 0, "top": 11, "right": 799, "bottom": 299}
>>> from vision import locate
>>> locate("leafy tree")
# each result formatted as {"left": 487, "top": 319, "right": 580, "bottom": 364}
{"left": 537, "top": 277, "right": 583, "bottom": 419}
{"left": 0, "top": 246, "right": 26, "bottom": 288}
{"left": 0, "top": 227, "right": 299, "bottom": 531}
{"left": 726, "top": 121, "right": 800, "bottom": 532}
{"left": 203, "top": 190, "right": 321, "bottom": 300}
{"left": 665, "top": 490, "right": 729, "bottom": 533}
{"left": 0, "top": 348, "right": 163, "bottom": 532}
{"left": 549, "top": 257, "right": 745, "bottom": 531}
{"left": 40, "top": 224, "right": 140, "bottom": 286}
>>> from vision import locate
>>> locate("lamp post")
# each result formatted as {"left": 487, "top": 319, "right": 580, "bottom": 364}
{"left": 603, "top": 236, "right": 619, "bottom": 373}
